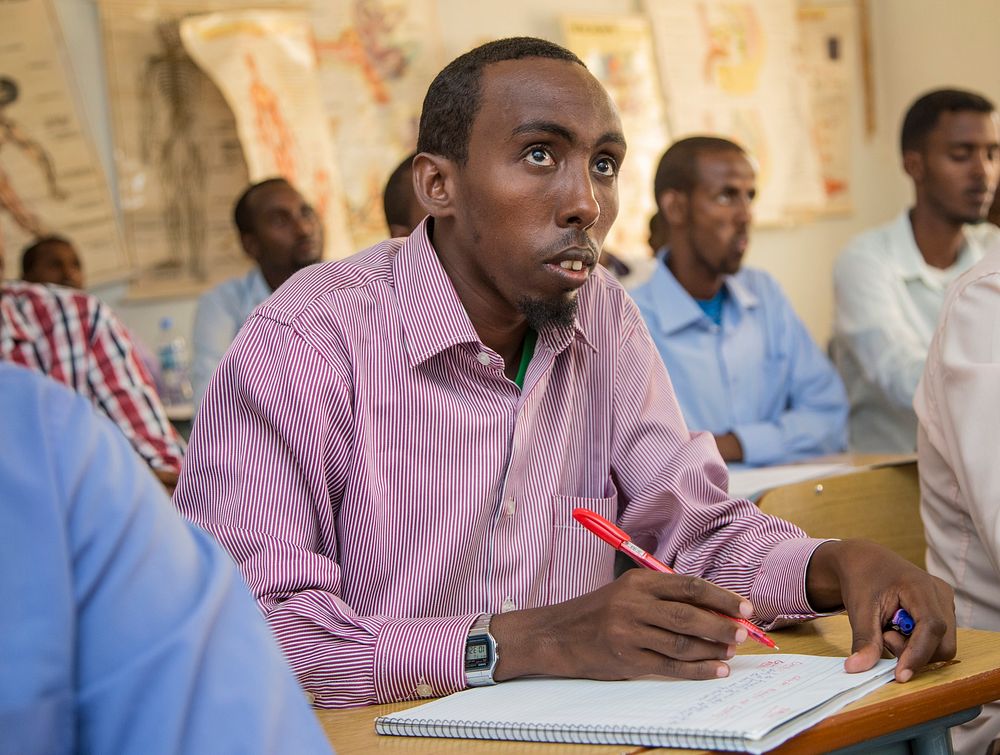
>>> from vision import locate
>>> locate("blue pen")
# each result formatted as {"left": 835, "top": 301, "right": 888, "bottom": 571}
{"left": 887, "top": 608, "right": 915, "bottom": 636}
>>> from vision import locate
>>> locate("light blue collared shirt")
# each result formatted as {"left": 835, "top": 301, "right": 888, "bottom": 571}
{"left": 0, "top": 363, "right": 332, "bottom": 755}
{"left": 192, "top": 267, "right": 272, "bottom": 409}
{"left": 630, "top": 250, "right": 848, "bottom": 467}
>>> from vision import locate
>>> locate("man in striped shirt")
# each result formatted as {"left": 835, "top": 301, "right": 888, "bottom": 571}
{"left": 0, "top": 274, "right": 184, "bottom": 487}
{"left": 176, "top": 37, "right": 955, "bottom": 709}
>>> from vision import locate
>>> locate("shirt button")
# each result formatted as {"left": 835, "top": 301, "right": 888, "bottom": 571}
{"left": 415, "top": 683, "right": 434, "bottom": 698}
{"left": 504, "top": 496, "right": 516, "bottom": 516}
{"left": 501, "top": 598, "right": 517, "bottom": 613}
{"left": 477, "top": 351, "right": 491, "bottom": 365}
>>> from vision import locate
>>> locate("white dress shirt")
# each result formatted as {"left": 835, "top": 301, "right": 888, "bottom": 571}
{"left": 191, "top": 267, "right": 271, "bottom": 409}
{"left": 833, "top": 210, "right": 1000, "bottom": 453}
{"left": 914, "top": 245, "right": 1000, "bottom": 755}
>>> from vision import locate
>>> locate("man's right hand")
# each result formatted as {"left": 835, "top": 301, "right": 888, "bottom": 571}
{"left": 490, "top": 569, "right": 753, "bottom": 682}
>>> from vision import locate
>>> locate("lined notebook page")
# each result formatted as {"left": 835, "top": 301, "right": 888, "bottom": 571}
{"left": 376, "top": 655, "right": 896, "bottom": 753}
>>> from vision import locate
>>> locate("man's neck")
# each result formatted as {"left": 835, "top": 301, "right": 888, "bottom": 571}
{"left": 258, "top": 267, "right": 285, "bottom": 293}
{"left": 908, "top": 205, "right": 967, "bottom": 270}
{"left": 430, "top": 229, "right": 530, "bottom": 377}
{"left": 665, "top": 247, "right": 725, "bottom": 300}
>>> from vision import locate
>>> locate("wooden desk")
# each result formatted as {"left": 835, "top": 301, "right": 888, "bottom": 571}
{"left": 315, "top": 616, "right": 1000, "bottom": 754}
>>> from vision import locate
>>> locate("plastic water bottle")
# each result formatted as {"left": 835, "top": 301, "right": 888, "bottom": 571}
{"left": 157, "top": 316, "right": 193, "bottom": 408}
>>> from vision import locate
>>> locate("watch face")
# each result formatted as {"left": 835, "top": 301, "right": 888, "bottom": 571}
{"left": 465, "top": 638, "right": 492, "bottom": 670}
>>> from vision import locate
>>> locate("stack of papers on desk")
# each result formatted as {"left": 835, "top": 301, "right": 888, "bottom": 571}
{"left": 376, "top": 654, "right": 896, "bottom": 753}
{"left": 728, "top": 463, "right": 853, "bottom": 502}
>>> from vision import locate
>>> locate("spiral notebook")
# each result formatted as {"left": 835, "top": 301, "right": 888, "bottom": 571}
{"left": 376, "top": 655, "right": 896, "bottom": 753}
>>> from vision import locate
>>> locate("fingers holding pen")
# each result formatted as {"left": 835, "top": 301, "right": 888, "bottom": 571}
{"left": 492, "top": 569, "right": 756, "bottom": 683}
{"left": 892, "top": 583, "right": 956, "bottom": 682}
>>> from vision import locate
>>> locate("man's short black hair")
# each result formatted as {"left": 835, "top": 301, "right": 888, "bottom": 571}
{"left": 653, "top": 136, "right": 746, "bottom": 200}
{"left": 383, "top": 152, "right": 417, "bottom": 229}
{"left": 233, "top": 177, "right": 291, "bottom": 235}
{"left": 900, "top": 88, "right": 996, "bottom": 154}
{"left": 21, "top": 234, "right": 73, "bottom": 276}
{"left": 417, "top": 37, "right": 585, "bottom": 166}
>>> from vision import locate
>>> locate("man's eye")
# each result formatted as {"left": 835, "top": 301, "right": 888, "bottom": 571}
{"left": 526, "top": 148, "right": 553, "bottom": 166}
{"left": 594, "top": 157, "right": 617, "bottom": 177}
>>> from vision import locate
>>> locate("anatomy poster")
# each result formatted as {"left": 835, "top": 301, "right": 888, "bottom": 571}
{"left": 644, "top": 0, "right": 826, "bottom": 225}
{"left": 0, "top": 0, "right": 127, "bottom": 283}
{"left": 798, "top": 1, "right": 855, "bottom": 216}
{"left": 562, "top": 16, "right": 671, "bottom": 264}
{"left": 309, "top": 0, "right": 444, "bottom": 249}
{"left": 180, "top": 9, "right": 353, "bottom": 261}
{"left": 98, "top": 0, "right": 272, "bottom": 295}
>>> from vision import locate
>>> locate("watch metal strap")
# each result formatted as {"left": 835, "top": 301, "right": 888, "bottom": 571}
{"left": 465, "top": 613, "right": 498, "bottom": 687}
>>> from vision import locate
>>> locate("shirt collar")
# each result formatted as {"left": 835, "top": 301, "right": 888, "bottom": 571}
{"left": 394, "top": 219, "right": 594, "bottom": 367}
{"left": 887, "top": 210, "right": 979, "bottom": 289}
{"left": 247, "top": 267, "right": 272, "bottom": 301}
{"left": 640, "top": 248, "right": 757, "bottom": 335}
{"left": 0, "top": 282, "right": 43, "bottom": 347}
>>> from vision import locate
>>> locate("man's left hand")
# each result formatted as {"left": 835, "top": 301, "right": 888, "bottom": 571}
{"left": 805, "top": 539, "right": 956, "bottom": 682}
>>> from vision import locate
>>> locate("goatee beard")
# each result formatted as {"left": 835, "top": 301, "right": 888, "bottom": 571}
{"left": 517, "top": 295, "right": 579, "bottom": 331}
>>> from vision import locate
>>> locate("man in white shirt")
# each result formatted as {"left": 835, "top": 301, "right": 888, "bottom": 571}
{"left": 191, "top": 178, "right": 324, "bottom": 408}
{"left": 833, "top": 89, "right": 1000, "bottom": 453}
{"left": 915, "top": 244, "right": 1000, "bottom": 755}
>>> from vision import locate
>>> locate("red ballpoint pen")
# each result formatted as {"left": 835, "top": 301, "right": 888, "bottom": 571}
{"left": 573, "top": 507, "right": 778, "bottom": 650}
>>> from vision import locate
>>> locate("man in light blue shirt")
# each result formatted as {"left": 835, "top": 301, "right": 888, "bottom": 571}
{"left": 631, "top": 137, "right": 847, "bottom": 467}
{"left": 192, "top": 178, "right": 324, "bottom": 408}
{"left": 0, "top": 363, "right": 333, "bottom": 754}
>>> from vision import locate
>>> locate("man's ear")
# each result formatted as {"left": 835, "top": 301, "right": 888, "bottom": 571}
{"left": 412, "top": 152, "right": 457, "bottom": 218}
{"left": 659, "top": 189, "right": 688, "bottom": 228}
{"left": 902, "top": 149, "right": 925, "bottom": 183}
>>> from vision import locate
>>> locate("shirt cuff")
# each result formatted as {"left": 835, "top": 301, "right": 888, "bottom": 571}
{"left": 732, "top": 422, "right": 784, "bottom": 467}
{"left": 373, "top": 614, "right": 477, "bottom": 704}
{"left": 750, "top": 537, "right": 841, "bottom": 629}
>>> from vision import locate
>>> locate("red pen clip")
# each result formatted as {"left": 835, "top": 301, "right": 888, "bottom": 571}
{"left": 572, "top": 507, "right": 778, "bottom": 650}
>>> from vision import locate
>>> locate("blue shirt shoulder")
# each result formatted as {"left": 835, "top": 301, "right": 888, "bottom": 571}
{"left": 0, "top": 364, "right": 332, "bottom": 754}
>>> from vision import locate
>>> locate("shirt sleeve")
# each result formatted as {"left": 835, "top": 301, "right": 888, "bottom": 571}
{"left": 610, "top": 301, "right": 826, "bottom": 628}
{"left": 733, "top": 284, "right": 848, "bottom": 466}
{"left": 0, "top": 369, "right": 331, "bottom": 755}
{"left": 85, "top": 299, "right": 184, "bottom": 475}
{"left": 834, "top": 246, "right": 927, "bottom": 410}
{"left": 922, "top": 272, "right": 1000, "bottom": 575}
{"left": 175, "top": 312, "right": 474, "bottom": 708}
{"left": 191, "top": 290, "right": 241, "bottom": 410}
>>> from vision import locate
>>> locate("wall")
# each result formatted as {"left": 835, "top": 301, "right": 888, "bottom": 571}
{"left": 753, "top": 0, "right": 1000, "bottom": 345}
{"left": 41, "top": 0, "right": 1000, "bottom": 349}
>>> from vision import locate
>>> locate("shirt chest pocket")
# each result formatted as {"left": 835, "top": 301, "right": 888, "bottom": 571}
{"left": 547, "top": 482, "right": 618, "bottom": 604}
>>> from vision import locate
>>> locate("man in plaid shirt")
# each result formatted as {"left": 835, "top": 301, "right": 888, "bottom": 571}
{"left": 1, "top": 260, "right": 184, "bottom": 488}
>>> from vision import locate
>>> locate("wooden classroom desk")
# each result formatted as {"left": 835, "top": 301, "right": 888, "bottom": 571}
{"left": 315, "top": 615, "right": 1000, "bottom": 754}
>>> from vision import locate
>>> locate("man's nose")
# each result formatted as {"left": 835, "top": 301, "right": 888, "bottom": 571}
{"left": 558, "top": 165, "right": 600, "bottom": 230}
{"left": 294, "top": 212, "right": 317, "bottom": 237}
{"left": 734, "top": 194, "right": 753, "bottom": 225}
{"left": 971, "top": 149, "right": 995, "bottom": 182}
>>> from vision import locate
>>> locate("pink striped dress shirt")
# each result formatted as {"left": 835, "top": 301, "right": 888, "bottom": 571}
{"left": 1, "top": 281, "right": 184, "bottom": 475}
{"left": 175, "top": 223, "right": 824, "bottom": 709}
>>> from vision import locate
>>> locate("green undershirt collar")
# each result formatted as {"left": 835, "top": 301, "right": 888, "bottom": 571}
{"left": 513, "top": 328, "right": 537, "bottom": 389}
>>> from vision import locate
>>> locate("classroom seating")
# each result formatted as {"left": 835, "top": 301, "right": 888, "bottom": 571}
{"left": 757, "top": 461, "right": 926, "bottom": 569}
